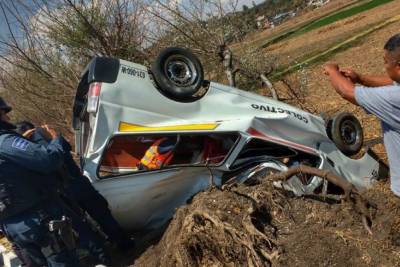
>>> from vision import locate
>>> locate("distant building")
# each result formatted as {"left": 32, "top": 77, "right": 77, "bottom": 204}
{"left": 256, "top": 15, "right": 265, "bottom": 29}
{"left": 308, "top": 0, "right": 330, "bottom": 8}
{"left": 256, "top": 15, "right": 271, "bottom": 29}
{"left": 270, "top": 11, "right": 296, "bottom": 26}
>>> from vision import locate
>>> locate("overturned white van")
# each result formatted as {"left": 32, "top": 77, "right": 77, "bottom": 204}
{"left": 73, "top": 48, "right": 388, "bottom": 231}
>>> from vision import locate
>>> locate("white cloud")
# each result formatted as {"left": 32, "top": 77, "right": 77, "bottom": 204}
{"left": 221, "top": 0, "right": 266, "bottom": 10}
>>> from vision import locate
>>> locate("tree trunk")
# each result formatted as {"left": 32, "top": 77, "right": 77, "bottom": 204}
{"left": 260, "top": 73, "right": 278, "bottom": 100}
{"left": 222, "top": 47, "right": 236, "bottom": 87}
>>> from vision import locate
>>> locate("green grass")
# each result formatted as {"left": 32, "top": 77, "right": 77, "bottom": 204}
{"left": 295, "top": 0, "right": 396, "bottom": 36}
{"left": 260, "top": 27, "right": 300, "bottom": 48}
{"left": 270, "top": 14, "right": 400, "bottom": 80}
{"left": 260, "top": 0, "right": 363, "bottom": 48}
{"left": 260, "top": 0, "right": 395, "bottom": 48}
{"left": 271, "top": 39, "right": 363, "bottom": 80}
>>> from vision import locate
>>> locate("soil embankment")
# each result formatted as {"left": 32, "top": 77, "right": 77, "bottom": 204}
{"left": 133, "top": 179, "right": 400, "bottom": 267}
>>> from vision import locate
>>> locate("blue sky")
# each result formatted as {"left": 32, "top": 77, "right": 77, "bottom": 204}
{"left": 0, "top": 1, "right": 38, "bottom": 39}
{"left": 0, "top": 0, "right": 266, "bottom": 39}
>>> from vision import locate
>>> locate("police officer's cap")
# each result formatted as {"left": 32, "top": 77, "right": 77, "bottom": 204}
{"left": 0, "top": 97, "right": 12, "bottom": 113}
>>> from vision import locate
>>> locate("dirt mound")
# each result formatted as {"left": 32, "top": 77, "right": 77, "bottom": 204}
{"left": 134, "top": 174, "right": 400, "bottom": 267}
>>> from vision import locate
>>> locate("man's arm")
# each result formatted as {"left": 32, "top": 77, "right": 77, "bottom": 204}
{"left": 0, "top": 134, "right": 66, "bottom": 173}
{"left": 323, "top": 63, "right": 358, "bottom": 105}
{"left": 358, "top": 74, "right": 393, "bottom": 87}
{"left": 340, "top": 68, "right": 393, "bottom": 87}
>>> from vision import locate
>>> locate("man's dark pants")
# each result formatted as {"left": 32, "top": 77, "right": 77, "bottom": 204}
{"left": 8, "top": 198, "right": 111, "bottom": 267}
{"left": 2, "top": 203, "right": 82, "bottom": 267}
{"left": 67, "top": 176, "right": 131, "bottom": 250}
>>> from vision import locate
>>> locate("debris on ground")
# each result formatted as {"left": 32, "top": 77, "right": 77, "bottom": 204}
{"left": 134, "top": 168, "right": 400, "bottom": 267}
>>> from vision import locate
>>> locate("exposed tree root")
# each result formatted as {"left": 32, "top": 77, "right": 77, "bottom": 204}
{"left": 134, "top": 165, "right": 375, "bottom": 267}
{"left": 262, "top": 165, "right": 373, "bottom": 235}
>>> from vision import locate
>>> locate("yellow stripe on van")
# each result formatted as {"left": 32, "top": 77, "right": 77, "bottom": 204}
{"left": 119, "top": 122, "right": 219, "bottom": 132}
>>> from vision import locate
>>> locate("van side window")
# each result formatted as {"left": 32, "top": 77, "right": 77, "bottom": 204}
{"left": 231, "top": 138, "right": 299, "bottom": 169}
{"left": 98, "top": 133, "right": 238, "bottom": 178}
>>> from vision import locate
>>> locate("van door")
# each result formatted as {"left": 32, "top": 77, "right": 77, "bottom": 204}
{"left": 93, "top": 167, "right": 212, "bottom": 231}
{"left": 72, "top": 57, "right": 120, "bottom": 156}
{"left": 93, "top": 133, "right": 238, "bottom": 231}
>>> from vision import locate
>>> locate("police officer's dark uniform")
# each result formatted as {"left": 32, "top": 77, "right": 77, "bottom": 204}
{"left": 17, "top": 121, "right": 134, "bottom": 253}
{"left": 0, "top": 98, "right": 82, "bottom": 267}
{"left": 60, "top": 139, "right": 134, "bottom": 251}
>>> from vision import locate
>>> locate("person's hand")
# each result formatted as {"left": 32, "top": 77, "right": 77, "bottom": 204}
{"left": 323, "top": 63, "right": 339, "bottom": 75}
{"left": 40, "top": 124, "right": 58, "bottom": 140}
{"left": 22, "top": 129, "right": 35, "bottom": 138}
{"left": 340, "top": 67, "right": 360, "bottom": 83}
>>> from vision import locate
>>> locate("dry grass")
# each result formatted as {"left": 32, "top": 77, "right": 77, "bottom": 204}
{"left": 264, "top": 0, "right": 400, "bottom": 66}
{"left": 236, "top": 0, "right": 360, "bottom": 51}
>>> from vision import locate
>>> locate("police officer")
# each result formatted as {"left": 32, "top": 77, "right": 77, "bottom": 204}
{"left": 0, "top": 97, "right": 82, "bottom": 267}
{"left": 16, "top": 121, "right": 134, "bottom": 254}
{"left": 15, "top": 121, "right": 113, "bottom": 266}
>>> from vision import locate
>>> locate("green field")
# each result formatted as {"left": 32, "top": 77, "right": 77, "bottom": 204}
{"left": 270, "top": 14, "right": 400, "bottom": 80}
{"left": 260, "top": 0, "right": 396, "bottom": 48}
{"left": 294, "top": 0, "right": 396, "bottom": 36}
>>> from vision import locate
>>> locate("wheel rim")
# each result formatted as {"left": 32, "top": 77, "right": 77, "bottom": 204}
{"left": 164, "top": 55, "right": 197, "bottom": 87}
{"left": 340, "top": 120, "right": 357, "bottom": 145}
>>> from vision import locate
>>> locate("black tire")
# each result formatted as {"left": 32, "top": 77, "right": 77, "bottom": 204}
{"left": 151, "top": 47, "right": 205, "bottom": 102}
{"left": 328, "top": 112, "right": 363, "bottom": 156}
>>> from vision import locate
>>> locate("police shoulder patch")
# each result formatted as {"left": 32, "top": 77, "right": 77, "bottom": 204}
{"left": 12, "top": 137, "right": 30, "bottom": 151}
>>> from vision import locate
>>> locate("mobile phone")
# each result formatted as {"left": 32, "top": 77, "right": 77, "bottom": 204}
{"left": 31, "top": 127, "right": 48, "bottom": 144}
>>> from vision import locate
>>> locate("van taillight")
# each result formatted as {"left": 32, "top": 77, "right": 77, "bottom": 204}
{"left": 87, "top": 82, "right": 102, "bottom": 113}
